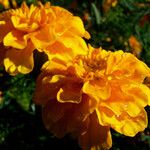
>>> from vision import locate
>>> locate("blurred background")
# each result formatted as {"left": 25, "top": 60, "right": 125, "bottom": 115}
{"left": 0, "top": 0, "right": 150, "bottom": 149}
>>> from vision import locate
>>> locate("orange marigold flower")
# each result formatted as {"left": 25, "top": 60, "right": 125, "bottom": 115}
{"left": 0, "top": 0, "right": 10, "bottom": 9}
{"left": 34, "top": 45, "right": 150, "bottom": 150}
{"left": 103, "top": 0, "right": 118, "bottom": 13}
{"left": 0, "top": 0, "right": 17, "bottom": 9}
{"left": 129, "top": 35, "right": 142, "bottom": 58}
{"left": 0, "top": 2, "right": 90, "bottom": 75}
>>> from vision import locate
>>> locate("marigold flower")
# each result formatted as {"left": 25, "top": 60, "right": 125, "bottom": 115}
{"left": 0, "top": 0, "right": 10, "bottom": 9}
{"left": 0, "top": 2, "right": 90, "bottom": 75}
{"left": 34, "top": 45, "right": 150, "bottom": 150}
{"left": 0, "top": 0, "right": 17, "bottom": 9}
{"left": 129, "top": 35, "right": 142, "bottom": 58}
{"left": 103, "top": 0, "right": 118, "bottom": 13}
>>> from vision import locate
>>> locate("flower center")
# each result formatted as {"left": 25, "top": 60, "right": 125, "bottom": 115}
{"left": 74, "top": 55, "right": 107, "bottom": 81}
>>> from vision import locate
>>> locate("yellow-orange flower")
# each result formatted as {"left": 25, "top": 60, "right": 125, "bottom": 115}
{"left": 0, "top": 0, "right": 10, "bottom": 9}
{"left": 34, "top": 45, "right": 150, "bottom": 150}
{"left": 0, "top": 0, "right": 17, "bottom": 9}
{"left": 0, "top": 2, "right": 90, "bottom": 75}
{"left": 103, "top": 0, "right": 118, "bottom": 13}
{"left": 129, "top": 35, "right": 142, "bottom": 58}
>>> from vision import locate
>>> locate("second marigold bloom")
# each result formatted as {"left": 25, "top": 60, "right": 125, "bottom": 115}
{"left": 34, "top": 45, "right": 150, "bottom": 150}
{"left": 0, "top": 2, "right": 89, "bottom": 75}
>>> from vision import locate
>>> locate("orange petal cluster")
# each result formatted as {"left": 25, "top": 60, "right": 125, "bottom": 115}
{"left": 102, "top": 0, "right": 118, "bottom": 13}
{"left": 0, "top": 0, "right": 17, "bottom": 9}
{"left": 34, "top": 45, "right": 150, "bottom": 150}
{"left": 129, "top": 35, "right": 142, "bottom": 57}
{"left": 0, "top": 2, "right": 90, "bottom": 75}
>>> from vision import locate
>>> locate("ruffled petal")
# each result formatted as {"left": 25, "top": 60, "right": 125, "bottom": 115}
{"left": 4, "top": 42, "right": 34, "bottom": 75}
{"left": 57, "top": 81, "right": 82, "bottom": 103}
{"left": 3, "top": 30, "right": 27, "bottom": 49}
{"left": 79, "top": 111, "right": 112, "bottom": 150}
{"left": 99, "top": 82, "right": 150, "bottom": 117}
{"left": 83, "top": 80, "right": 111, "bottom": 101}
{"left": 121, "top": 83, "right": 150, "bottom": 106}
{"left": 57, "top": 34, "right": 88, "bottom": 56}
{"left": 44, "top": 34, "right": 88, "bottom": 62}
{"left": 30, "top": 26, "right": 55, "bottom": 50}
{"left": 44, "top": 40, "right": 76, "bottom": 62}
{"left": 108, "top": 51, "right": 150, "bottom": 82}
{"left": 0, "top": 11, "right": 13, "bottom": 42}
{"left": 33, "top": 74, "right": 66, "bottom": 105}
{"left": 101, "top": 100, "right": 142, "bottom": 118}
{"left": 97, "top": 107, "right": 147, "bottom": 137}
{"left": 41, "top": 59, "right": 67, "bottom": 74}
{"left": 11, "top": 15, "right": 39, "bottom": 32}
{"left": 42, "top": 100, "right": 73, "bottom": 138}
{"left": 42, "top": 97, "right": 92, "bottom": 138}
{"left": 68, "top": 16, "right": 90, "bottom": 39}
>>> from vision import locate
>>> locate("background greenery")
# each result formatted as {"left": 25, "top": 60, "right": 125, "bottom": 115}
{"left": 0, "top": 0, "right": 150, "bottom": 149}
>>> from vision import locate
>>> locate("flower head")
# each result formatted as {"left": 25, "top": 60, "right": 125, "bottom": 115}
{"left": 103, "top": 0, "right": 118, "bottom": 13}
{"left": 0, "top": 0, "right": 17, "bottom": 9}
{"left": 0, "top": 2, "right": 89, "bottom": 75}
{"left": 0, "top": 0, "right": 9, "bottom": 9}
{"left": 34, "top": 45, "right": 150, "bottom": 149}
{"left": 129, "top": 35, "right": 142, "bottom": 57}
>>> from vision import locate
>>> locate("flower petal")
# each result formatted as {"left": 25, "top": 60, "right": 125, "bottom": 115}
{"left": 99, "top": 82, "right": 150, "bottom": 117}
{"left": 57, "top": 34, "right": 88, "bottom": 56}
{"left": 83, "top": 80, "right": 111, "bottom": 101}
{"left": 68, "top": 16, "right": 90, "bottom": 39}
{"left": 11, "top": 15, "right": 39, "bottom": 32}
{"left": 0, "top": 12, "right": 13, "bottom": 42}
{"left": 42, "top": 100, "right": 73, "bottom": 138}
{"left": 4, "top": 42, "right": 34, "bottom": 75}
{"left": 42, "top": 97, "right": 92, "bottom": 138}
{"left": 4, "top": 30, "right": 27, "bottom": 49}
{"left": 97, "top": 107, "right": 147, "bottom": 137}
{"left": 33, "top": 74, "right": 66, "bottom": 105}
{"left": 57, "top": 81, "right": 82, "bottom": 103}
{"left": 31, "top": 26, "right": 55, "bottom": 50}
{"left": 108, "top": 51, "right": 150, "bottom": 82}
{"left": 121, "top": 83, "right": 150, "bottom": 107}
{"left": 41, "top": 58, "right": 67, "bottom": 74}
{"left": 44, "top": 34, "right": 88, "bottom": 62}
{"left": 79, "top": 111, "right": 112, "bottom": 150}
{"left": 45, "top": 41, "right": 76, "bottom": 62}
